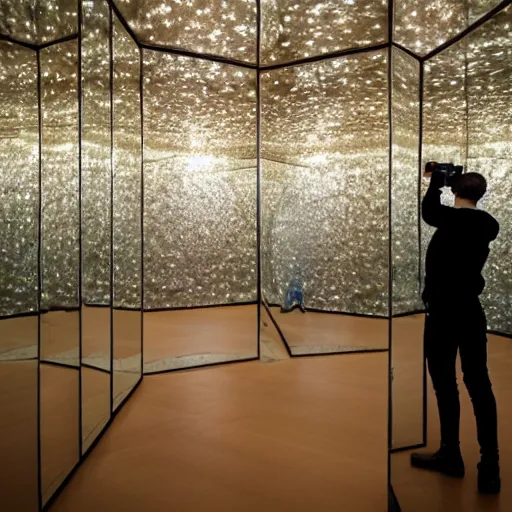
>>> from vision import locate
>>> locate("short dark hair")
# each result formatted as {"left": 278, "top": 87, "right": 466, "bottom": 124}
{"left": 453, "top": 172, "right": 487, "bottom": 202}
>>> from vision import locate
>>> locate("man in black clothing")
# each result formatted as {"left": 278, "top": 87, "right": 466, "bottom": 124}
{"left": 410, "top": 170, "right": 501, "bottom": 494}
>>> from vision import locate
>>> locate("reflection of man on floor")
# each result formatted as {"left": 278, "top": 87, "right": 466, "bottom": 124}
{"left": 410, "top": 170, "right": 501, "bottom": 494}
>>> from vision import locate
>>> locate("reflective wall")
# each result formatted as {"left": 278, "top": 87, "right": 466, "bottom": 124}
{"left": 0, "top": 1, "right": 143, "bottom": 508}
{"left": 422, "top": 4, "right": 512, "bottom": 335}
{"left": 390, "top": 47, "right": 424, "bottom": 451}
{"left": 0, "top": 40, "right": 39, "bottom": 511}
{"left": 142, "top": 39, "right": 258, "bottom": 373}
{"left": 261, "top": 51, "right": 389, "bottom": 355}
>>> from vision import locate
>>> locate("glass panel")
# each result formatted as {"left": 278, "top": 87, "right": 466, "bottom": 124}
{"left": 142, "top": 51, "right": 258, "bottom": 373}
{"left": 261, "top": 0, "right": 388, "bottom": 65}
{"left": 40, "top": 40, "right": 80, "bottom": 367}
{"left": 40, "top": 363, "right": 79, "bottom": 506}
{"left": 112, "top": 17, "right": 141, "bottom": 407}
{"left": 81, "top": 0, "right": 112, "bottom": 452}
{"left": 0, "top": 0, "right": 78, "bottom": 45}
{"left": 390, "top": 48, "right": 424, "bottom": 450}
{"left": 466, "top": 6, "right": 512, "bottom": 334}
{"left": 0, "top": 41, "right": 39, "bottom": 362}
{"left": 394, "top": 0, "right": 503, "bottom": 56}
{"left": 261, "top": 51, "right": 389, "bottom": 355}
{"left": 115, "top": 0, "right": 257, "bottom": 63}
{"left": 0, "top": 360, "right": 39, "bottom": 510}
{"left": 422, "top": 5, "right": 512, "bottom": 334}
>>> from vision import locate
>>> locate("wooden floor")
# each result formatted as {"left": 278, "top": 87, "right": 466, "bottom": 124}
{"left": 392, "top": 334, "right": 512, "bottom": 511}
{"left": 270, "top": 307, "right": 388, "bottom": 354}
{"left": 143, "top": 306, "right": 258, "bottom": 372}
{"left": 50, "top": 354, "right": 389, "bottom": 512}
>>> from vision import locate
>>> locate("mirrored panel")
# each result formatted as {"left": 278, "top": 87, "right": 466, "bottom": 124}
{"left": 390, "top": 48, "right": 424, "bottom": 451}
{"left": 40, "top": 362, "right": 80, "bottom": 506}
{"left": 0, "top": 0, "right": 78, "bottom": 45}
{"left": 112, "top": 17, "right": 141, "bottom": 407}
{"left": 0, "top": 360, "right": 39, "bottom": 511}
{"left": 393, "top": 7, "right": 512, "bottom": 510}
{"left": 40, "top": 40, "right": 80, "bottom": 367}
{"left": 261, "top": 51, "right": 389, "bottom": 355}
{"left": 261, "top": 0, "right": 388, "bottom": 65}
{"left": 142, "top": 51, "right": 258, "bottom": 373}
{"left": 115, "top": 0, "right": 256, "bottom": 63}
{"left": 0, "top": 41, "right": 39, "bottom": 363}
{"left": 394, "top": 0, "right": 503, "bottom": 56}
{"left": 80, "top": 0, "right": 112, "bottom": 452}
{"left": 423, "top": 5, "right": 512, "bottom": 334}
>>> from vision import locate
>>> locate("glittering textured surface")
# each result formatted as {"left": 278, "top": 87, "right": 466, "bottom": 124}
{"left": 0, "top": 42, "right": 39, "bottom": 316}
{"left": 391, "top": 48, "right": 422, "bottom": 314}
{"left": 41, "top": 40, "right": 79, "bottom": 309}
{"left": 116, "top": 0, "right": 256, "bottom": 63}
{"left": 0, "top": 0, "right": 78, "bottom": 44}
{"left": 261, "top": 52, "right": 389, "bottom": 316}
{"left": 81, "top": 0, "right": 111, "bottom": 305}
{"left": 261, "top": 0, "right": 388, "bottom": 65}
{"left": 143, "top": 51, "right": 257, "bottom": 309}
{"left": 394, "top": 0, "right": 502, "bottom": 56}
{"left": 422, "top": 5, "right": 512, "bottom": 333}
{"left": 113, "top": 18, "right": 141, "bottom": 309}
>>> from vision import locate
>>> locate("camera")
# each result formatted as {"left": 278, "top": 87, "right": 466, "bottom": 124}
{"left": 424, "top": 161, "right": 463, "bottom": 187}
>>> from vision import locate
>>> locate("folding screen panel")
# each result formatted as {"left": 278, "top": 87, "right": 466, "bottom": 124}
{"left": 112, "top": 15, "right": 142, "bottom": 409}
{"left": 80, "top": 0, "right": 112, "bottom": 453}
{"left": 390, "top": 47, "right": 424, "bottom": 451}
{"left": 39, "top": 38, "right": 80, "bottom": 506}
{"left": 261, "top": 50, "right": 389, "bottom": 355}
{"left": 142, "top": 50, "right": 258, "bottom": 372}
{"left": 0, "top": 40, "right": 39, "bottom": 511}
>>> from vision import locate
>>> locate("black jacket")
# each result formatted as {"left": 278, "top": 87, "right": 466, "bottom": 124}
{"left": 422, "top": 181, "right": 499, "bottom": 306}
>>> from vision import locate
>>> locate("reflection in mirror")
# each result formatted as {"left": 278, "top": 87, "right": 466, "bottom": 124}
{"left": 40, "top": 40, "right": 80, "bottom": 367}
{"left": 142, "top": 51, "right": 258, "bottom": 373}
{"left": 112, "top": 17, "right": 141, "bottom": 407}
{"left": 392, "top": 6, "right": 512, "bottom": 510}
{"left": 261, "top": 52, "right": 389, "bottom": 356}
{"left": 0, "top": 0, "right": 78, "bottom": 45}
{"left": 390, "top": 47, "right": 424, "bottom": 451}
{"left": 115, "top": 0, "right": 257, "bottom": 63}
{"left": 40, "top": 40, "right": 80, "bottom": 505}
{"left": 261, "top": 0, "right": 388, "bottom": 65}
{"left": 394, "top": 0, "right": 503, "bottom": 56}
{"left": 0, "top": 41, "right": 39, "bottom": 510}
{"left": 80, "top": 0, "right": 112, "bottom": 453}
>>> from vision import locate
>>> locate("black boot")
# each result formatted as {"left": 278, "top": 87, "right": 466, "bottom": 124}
{"left": 410, "top": 445, "right": 465, "bottom": 478}
{"left": 478, "top": 461, "right": 501, "bottom": 494}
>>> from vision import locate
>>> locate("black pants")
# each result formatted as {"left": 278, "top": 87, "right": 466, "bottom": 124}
{"left": 424, "top": 300, "right": 499, "bottom": 463}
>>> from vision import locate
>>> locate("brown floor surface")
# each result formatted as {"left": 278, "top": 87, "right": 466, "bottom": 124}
{"left": 143, "top": 306, "right": 258, "bottom": 372}
{"left": 270, "top": 307, "right": 388, "bottom": 354}
{"left": 392, "top": 334, "right": 512, "bottom": 512}
{"left": 50, "top": 354, "right": 388, "bottom": 512}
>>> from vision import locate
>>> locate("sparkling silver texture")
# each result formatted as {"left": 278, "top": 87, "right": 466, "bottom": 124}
{"left": 261, "top": 0, "right": 388, "bottom": 65}
{"left": 422, "top": 5, "right": 512, "bottom": 333}
{"left": 143, "top": 50, "right": 257, "bottom": 309}
{"left": 40, "top": 40, "right": 79, "bottom": 309}
{"left": 261, "top": 51, "right": 389, "bottom": 316}
{"left": 116, "top": 0, "right": 257, "bottom": 63}
{"left": 0, "top": 0, "right": 78, "bottom": 45}
{"left": 394, "top": 0, "right": 503, "bottom": 56}
{"left": 113, "top": 18, "right": 142, "bottom": 309}
{"left": 0, "top": 42, "right": 39, "bottom": 316}
{"left": 391, "top": 48, "right": 422, "bottom": 314}
{"left": 81, "top": 0, "right": 111, "bottom": 305}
